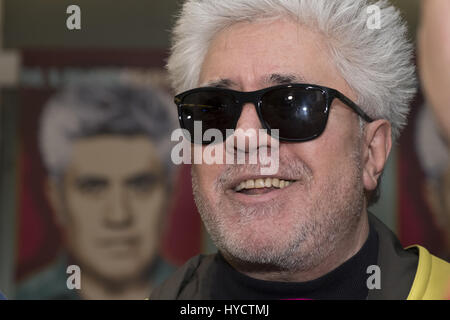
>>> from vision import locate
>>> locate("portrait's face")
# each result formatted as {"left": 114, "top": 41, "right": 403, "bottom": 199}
{"left": 193, "top": 19, "right": 371, "bottom": 272}
{"left": 56, "top": 135, "right": 166, "bottom": 283}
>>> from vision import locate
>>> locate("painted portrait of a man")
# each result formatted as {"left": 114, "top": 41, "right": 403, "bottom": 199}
{"left": 16, "top": 82, "right": 178, "bottom": 299}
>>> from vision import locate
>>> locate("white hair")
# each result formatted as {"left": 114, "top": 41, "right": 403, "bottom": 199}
{"left": 39, "top": 82, "right": 178, "bottom": 180}
{"left": 168, "top": 0, "right": 417, "bottom": 141}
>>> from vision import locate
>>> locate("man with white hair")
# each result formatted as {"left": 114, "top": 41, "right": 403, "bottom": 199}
{"left": 151, "top": 0, "right": 450, "bottom": 300}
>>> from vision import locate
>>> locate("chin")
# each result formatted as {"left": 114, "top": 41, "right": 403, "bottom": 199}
{"left": 214, "top": 216, "right": 302, "bottom": 262}
{"left": 94, "top": 261, "right": 145, "bottom": 283}
{"left": 76, "top": 250, "right": 145, "bottom": 282}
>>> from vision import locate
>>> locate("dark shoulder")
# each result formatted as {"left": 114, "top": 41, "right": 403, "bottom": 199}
{"left": 150, "top": 254, "right": 217, "bottom": 300}
{"left": 15, "top": 259, "right": 76, "bottom": 300}
{"left": 367, "top": 213, "right": 419, "bottom": 299}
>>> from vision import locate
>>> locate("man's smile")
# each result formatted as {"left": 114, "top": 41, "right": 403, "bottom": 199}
{"left": 223, "top": 174, "right": 301, "bottom": 204}
{"left": 234, "top": 177, "right": 297, "bottom": 194}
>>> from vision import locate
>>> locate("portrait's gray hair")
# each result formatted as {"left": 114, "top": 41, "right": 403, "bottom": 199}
{"left": 39, "top": 82, "right": 178, "bottom": 181}
{"left": 168, "top": 0, "right": 417, "bottom": 142}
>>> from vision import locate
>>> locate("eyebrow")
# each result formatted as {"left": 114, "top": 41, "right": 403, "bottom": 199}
{"left": 265, "top": 73, "right": 307, "bottom": 85}
{"left": 202, "top": 79, "right": 239, "bottom": 89}
{"left": 201, "top": 73, "right": 308, "bottom": 89}
{"left": 124, "top": 172, "right": 158, "bottom": 185}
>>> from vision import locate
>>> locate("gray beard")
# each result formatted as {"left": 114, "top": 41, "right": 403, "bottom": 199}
{"left": 192, "top": 148, "right": 365, "bottom": 274}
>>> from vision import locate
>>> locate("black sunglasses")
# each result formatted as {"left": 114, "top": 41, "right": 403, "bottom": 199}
{"left": 175, "top": 83, "right": 374, "bottom": 145}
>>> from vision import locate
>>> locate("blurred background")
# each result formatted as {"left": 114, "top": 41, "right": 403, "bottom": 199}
{"left": 0, "top": 0, "right": 448, "bottom": 299}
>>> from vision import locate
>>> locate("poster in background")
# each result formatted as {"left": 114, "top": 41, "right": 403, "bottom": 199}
{"left": 14, "top": 49, "right": 203, "bottom": 299}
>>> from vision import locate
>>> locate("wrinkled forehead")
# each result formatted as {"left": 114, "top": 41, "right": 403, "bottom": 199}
{"left": 198, "top": 18, "right": 354, "bottom": 99}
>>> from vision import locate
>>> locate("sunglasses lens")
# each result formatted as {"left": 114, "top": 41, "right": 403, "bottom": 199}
{"left": 179, "top": 90, "right": 240, "bottom": 144}
{"left": 261, "top": 87, "right": 328, "bottom": 141}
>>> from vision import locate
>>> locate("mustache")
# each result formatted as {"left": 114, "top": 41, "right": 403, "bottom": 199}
{"left": 215, "top": 154, "right": 314, "bottom": 191}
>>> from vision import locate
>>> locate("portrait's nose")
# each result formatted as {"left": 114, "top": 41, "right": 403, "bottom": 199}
{"left": 104, "top": 183, "right": 132, "bottom": 228}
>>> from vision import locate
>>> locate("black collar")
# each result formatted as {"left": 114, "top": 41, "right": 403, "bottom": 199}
{"left": 210, "top": 222, "right": 379, "bottom": 300}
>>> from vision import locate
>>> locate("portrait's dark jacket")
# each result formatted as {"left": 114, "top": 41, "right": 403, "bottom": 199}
{"left": 150, "top": 213, "right": 450, "bottom": 300}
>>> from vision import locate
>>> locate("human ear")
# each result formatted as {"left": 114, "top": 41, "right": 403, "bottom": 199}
{"left": 362, "top": 120, "right": 392, "bottom": 191}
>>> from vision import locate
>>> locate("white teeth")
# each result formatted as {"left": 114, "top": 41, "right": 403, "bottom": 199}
{"left": 272, "top": 178, "right": 280, "bottom": 187}
{"left": 255, "top": 179, "right": 265, "bottom": 189}
{"left": 234, "top": 178, "right": 295, "bottom": 191}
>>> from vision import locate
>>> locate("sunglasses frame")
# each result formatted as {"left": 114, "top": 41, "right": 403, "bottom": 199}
{"left": 175, "top": 83, "right": 374, "bottom": 143}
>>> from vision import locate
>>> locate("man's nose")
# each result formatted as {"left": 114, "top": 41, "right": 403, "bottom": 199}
{"left": 104, "top": 184, "right": 132, "bottom": 228}
{"left": 227, "top": 103, "right": 272, "bottom": 153}
{"left": 235, "top": 103, "right": 263, "bottom": 132}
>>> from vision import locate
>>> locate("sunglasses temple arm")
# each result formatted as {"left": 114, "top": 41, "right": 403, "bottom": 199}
{"left": 334, "top": 92, "right": 374, "bottom": 123}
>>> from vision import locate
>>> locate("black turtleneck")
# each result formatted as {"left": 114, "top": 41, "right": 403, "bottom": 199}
{"left": 209, "top": 224, "right": 379, "bottom": 300}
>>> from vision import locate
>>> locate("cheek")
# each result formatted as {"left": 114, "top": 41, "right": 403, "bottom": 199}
{"left": 130, "top": 188, "right": 166, "bottom": 257}
{"left": 289, "top": 121, "right": 361, "bottom": 183}
{"left": 289, "top": 139, "right": 338, "bottom": 176}
{"left": 193, "top": 163, "right": 224, "bottom": 199}
{"left": 63, "top": 189, "right": 104, "bottom": 239}
{"left": 130, "top": 187, "right": 166, "bottom": 231}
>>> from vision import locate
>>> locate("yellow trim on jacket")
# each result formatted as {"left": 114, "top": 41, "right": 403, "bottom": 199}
{"left": 406, "top": 245, "right": 450, "bottom": 300}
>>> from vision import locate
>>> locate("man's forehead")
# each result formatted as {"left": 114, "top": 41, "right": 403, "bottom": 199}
{"left": 197, "top": 17, "right": 357, "bottom": 107}
{"left": 66, "top": 135, "right": 162, "bottom": 178}
{"left": 198, "top": 18, "right": 335, "bottom": 87}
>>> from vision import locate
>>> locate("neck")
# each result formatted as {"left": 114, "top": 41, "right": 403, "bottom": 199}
{"left": 224, "top": 211, "right": 370, "bottom": 283}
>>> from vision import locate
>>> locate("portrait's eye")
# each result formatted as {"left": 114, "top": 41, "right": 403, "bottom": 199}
{"left": 126, "top": 173, "right": 159, "bottom": 194}
{"left": 75, "top": 177, "right": 108, "bottom": 195}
